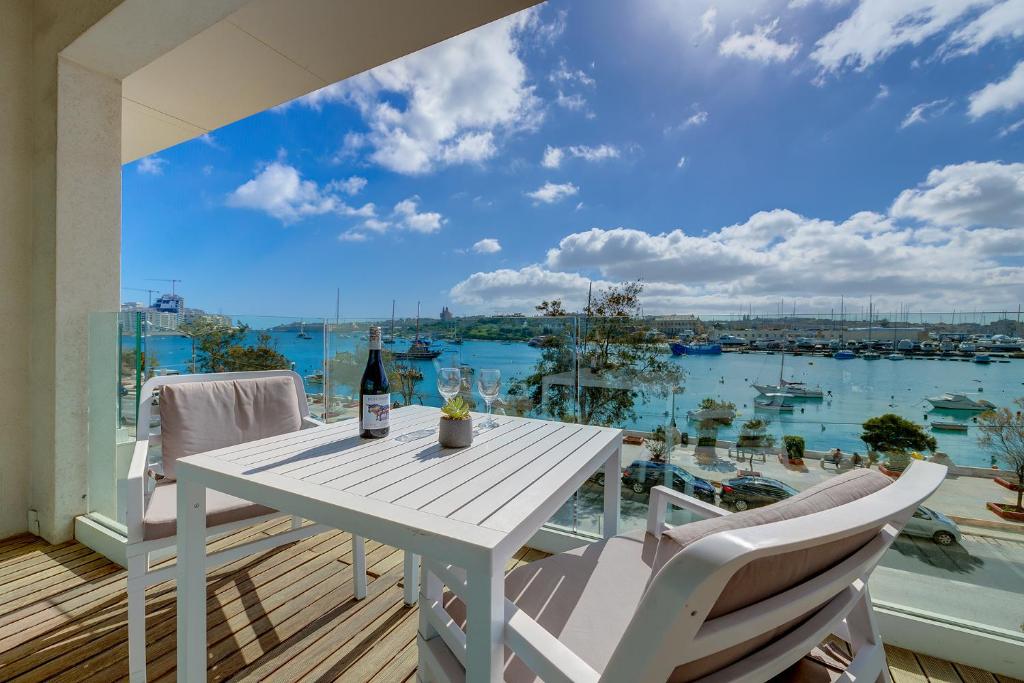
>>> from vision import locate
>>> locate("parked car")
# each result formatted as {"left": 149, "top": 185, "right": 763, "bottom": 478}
{"left": 719, "top": 476, "right": 799, "bottom": 511}
{"left": 901, "top": 506, "right": 961, "bottom": 546}
{"left": 619, "top": 460, "right": 716, "bottom": 503}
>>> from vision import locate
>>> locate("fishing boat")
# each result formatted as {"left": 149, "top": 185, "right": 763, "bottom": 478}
{"left": 931, "top": 421, "right": 969, "bottom": 432}
{"left": 926, "top": 392, "right": 995, "bottom": 411}
{"left": 754, "top": 393, "right": 795, "bottom": 411}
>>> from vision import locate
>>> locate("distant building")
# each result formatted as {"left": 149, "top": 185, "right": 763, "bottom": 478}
{"left": 153, "top": 293, "right": 184, "bottom": 317}
{"left": 119, "top": 293, "right": 229, "bottom": 334}
{"left": 648, "top": 315, "right": 699, "bottom": 338}
{"left": 440, "top": 306, "right": 454, "bottom": 321}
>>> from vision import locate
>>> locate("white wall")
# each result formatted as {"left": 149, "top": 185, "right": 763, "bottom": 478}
{"left": 0, "top": 0, "right": 34, "bottom": 540}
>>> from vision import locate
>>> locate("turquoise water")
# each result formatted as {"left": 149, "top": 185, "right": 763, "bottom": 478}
{"left": 134, "top": 331, "right": 1023, "bottom": 467}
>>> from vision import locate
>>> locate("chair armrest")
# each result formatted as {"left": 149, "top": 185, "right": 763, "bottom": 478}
{"left": 505, "top": 600, "right": 600, "bottom": 683}
{"left": 647, "top": 485, "right": 728, "bottom": 537}
{"left": 125, "top": 439, "right": 150, "bottom": 544}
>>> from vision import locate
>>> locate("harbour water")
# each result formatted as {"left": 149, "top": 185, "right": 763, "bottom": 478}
{"left": 135, "top": 330, "right": 1024, "bottom": 468}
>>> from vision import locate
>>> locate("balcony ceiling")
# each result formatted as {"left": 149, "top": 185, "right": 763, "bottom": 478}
{"left": 67, "top": 0, "right": 540, "bottom": 163}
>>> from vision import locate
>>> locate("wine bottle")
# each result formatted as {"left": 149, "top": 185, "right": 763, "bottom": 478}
{"left": 360, "top": 326, "right": 390, "bottom": 438}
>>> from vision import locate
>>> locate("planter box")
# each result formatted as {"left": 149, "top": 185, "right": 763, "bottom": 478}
{"left": 994, "top": 476, "right": 1023, "bottom": 493}
{"left": 986, "top": 502, "right": 1024, "bottom": 522}
{"left": 878, "top": 464, "right": 904, "bottom": 479}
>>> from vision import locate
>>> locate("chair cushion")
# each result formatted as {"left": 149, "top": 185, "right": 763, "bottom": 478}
{"left": 444, "top": 530, "right": 660, "bottom": 683}
{"left": 653, "top": 468, "right": 892, "bottom": 681}
{"left": 159, "top": 375, "right": 301, "bottom": 480}
{"left": 142, "top": 481, "right": 277, "bottom": 541}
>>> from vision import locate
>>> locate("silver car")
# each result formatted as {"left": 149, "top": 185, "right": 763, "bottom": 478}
{"left": 902, "top": 506, "right": 962, "bottom": 546}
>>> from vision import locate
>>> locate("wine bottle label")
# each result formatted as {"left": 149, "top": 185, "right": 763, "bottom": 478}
{"left": 362, "top": 394, "right": 391, "bottom": 430}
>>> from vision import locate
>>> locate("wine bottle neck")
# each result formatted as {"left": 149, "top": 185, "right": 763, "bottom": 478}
{"left": 367, "top": 347, "right": 382, "bottom": 360}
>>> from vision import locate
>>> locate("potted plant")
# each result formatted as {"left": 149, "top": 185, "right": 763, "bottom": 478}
{"left": 782, "top": 435, "right": 805, "bottom": 467}
{"left": 976, "top": 398, "right": 1024, "bottom": 522}
{"left": 438, "top": 396, "right": 473, "bottom": 448}
{"left": 645, "top": 426, "right": 670, "bottom": 463}
{"left": 859, "top": 414, "right": 936, "bottom": 478}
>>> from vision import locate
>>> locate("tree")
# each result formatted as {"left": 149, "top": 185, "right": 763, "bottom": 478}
{"left": 535, "top": 300, "right": 568, "bottom": 317}
{"left": 508, "top": 282, "right": 683, "bottom": 427}
{"left": 977, "top": 398, "right": 1024, "bottom": 511}
{"left": 860, "top": 413, "right": 936, "bottom": 471}
{"left": 388, "top": 360, "right": 423, "bottom": 406}
{"left": 181, "top": 320, "right": 289, "bottom": 373}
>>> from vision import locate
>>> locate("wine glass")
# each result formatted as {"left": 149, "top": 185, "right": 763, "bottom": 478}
{"left": 476, "top": 368, "right": 501, "bottom": 429}
{"left": 437, "top": 367, "right": 462, "bottom": 405}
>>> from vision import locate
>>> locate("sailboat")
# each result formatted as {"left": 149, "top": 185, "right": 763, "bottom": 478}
{"left": 753, "top": 351, "right": 824, "bottom": 398}
{"left": 886, "top": 309, "right": 905, "bottom": 360}
{"left": 383, "top": 300, "right": 396, "bottom": 344}
{"left": 754, "top": 393, "right": 796, "bottom": 411}
{"left": 297, "top": 321, "right": 312, "bottom": 340}
{"left": 832, "top": 297, "right": 854, "bottom": 359}
{"left": 863, "top": 298, "right": 881, "bottom": 360}
{"left": 393, "top": 301, "right": 441, "bottom": 360}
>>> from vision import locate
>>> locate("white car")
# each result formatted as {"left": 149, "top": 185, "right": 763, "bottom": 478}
{"left": 901, "top": 506, "right": 961, "bottom": 546}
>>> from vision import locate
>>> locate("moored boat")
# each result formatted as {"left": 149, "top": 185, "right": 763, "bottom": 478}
{"left": 931, "top": 421, "right": 969, "bottom": 432}
{"left": 926, "top": 392, "right": 994, "bottom": 411}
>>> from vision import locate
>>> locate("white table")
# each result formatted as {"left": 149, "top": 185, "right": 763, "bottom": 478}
{"left": 175, "top": 405, "right": 622, "bottom": 681}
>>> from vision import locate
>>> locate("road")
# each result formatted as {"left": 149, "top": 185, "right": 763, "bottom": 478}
{"left": 873, "top": 531, "right": 1024, "bottom": 635}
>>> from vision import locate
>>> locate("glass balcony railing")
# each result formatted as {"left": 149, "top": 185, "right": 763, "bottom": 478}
{"left": 87, "top": 309, "right": 1024, "bottom": 647}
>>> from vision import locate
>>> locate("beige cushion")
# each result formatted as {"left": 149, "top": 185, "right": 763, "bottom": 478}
{"left": 159, "top": 375, "right": 301, "bottom": 480}
{"left": 142, "top": 481, "right": 276, "bottom": 541}
{"left": 444, "top": 530, "right": 660, "bottom": 683}
{"left": 655, "top": 468, "right": 892, "bottom": 681}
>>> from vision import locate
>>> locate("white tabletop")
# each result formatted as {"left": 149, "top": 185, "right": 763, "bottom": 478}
{"left": 175, "top": 404, "right": 622, "bottom": 560}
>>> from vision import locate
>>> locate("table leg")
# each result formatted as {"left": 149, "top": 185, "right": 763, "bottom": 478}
{"left": 404, "top": 551, "right": 420, "bottom": 606}
{"left": 603, "top": 444, "right": 621, "bottom": 538}
{"left": 465, "top": 556, "right": 504, "bottom": 682}
{"left": 352, "top": 534, "right": 367, "bottom": 600}
{"left": 176, "top": 478, "right": 207, "bottom": 682}
{"left": 418, "top": 561, "right": 441, "bottom": 681}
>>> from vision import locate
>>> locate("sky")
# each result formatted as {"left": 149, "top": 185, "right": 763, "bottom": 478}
{"left": 122, "top": 0, "right": 1024, "bottom": 320}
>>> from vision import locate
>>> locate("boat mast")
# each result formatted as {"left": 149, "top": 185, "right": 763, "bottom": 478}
{"left": 390, "top": 299, "right": 396, "bottom": 339}
{"left": 415, "top": 301, "right": 421, "bottom": 341}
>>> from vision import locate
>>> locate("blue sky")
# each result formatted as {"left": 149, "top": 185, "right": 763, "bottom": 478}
{"left": 123, "top": 0, "right": 1024, "bottom": 319}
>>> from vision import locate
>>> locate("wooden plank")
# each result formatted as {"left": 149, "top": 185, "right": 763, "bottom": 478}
{"left": 342, "top": 612, "right": 419, "bottom": 682}
{"left": 995, "top": 675, "right": 1024, "bottom": 683}
{"left": 366, "top": 635, "right": 419, "bottom": 683}
{"left": 886, "top": 645, "right": 929, "bottom": 683}
{"left": 954, "top": 662, "right": 999, "bottom": 683}
{"left": 917, "top": 653, "right": 964, "bottom": 683}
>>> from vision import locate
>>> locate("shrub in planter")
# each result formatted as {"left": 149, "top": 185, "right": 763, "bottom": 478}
{"left": 783, "top": 435, "right": 805, "bottom": 463}
{"left": 977, "top": 398, "right": 1024, "bottom": 514}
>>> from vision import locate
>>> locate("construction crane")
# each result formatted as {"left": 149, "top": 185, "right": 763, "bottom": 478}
{"left": 122, "top": 287, "right": 159, "bottom": 306}
{"left": 146, "top": 278, "right": 182, "bottom": 295}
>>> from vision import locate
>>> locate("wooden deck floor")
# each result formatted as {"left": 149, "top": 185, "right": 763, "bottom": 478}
{"left": 0, "top": 525, "right": 1018, "bottom": 682}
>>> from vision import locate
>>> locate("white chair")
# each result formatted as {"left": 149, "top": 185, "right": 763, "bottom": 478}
{"left": 417, "top": 461, "right": 947, "bottom": 683}
{"left": 125, "top": 370, "right": 368, "bottom": 682}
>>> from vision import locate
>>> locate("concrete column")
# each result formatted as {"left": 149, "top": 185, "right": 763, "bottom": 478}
{"left": 27, "top": 57, "right": 122, "bottom": 544}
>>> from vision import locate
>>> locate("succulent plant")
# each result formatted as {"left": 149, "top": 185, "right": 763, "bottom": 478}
{"left": 441, "top": 396, "right": 471, "bottom": 420}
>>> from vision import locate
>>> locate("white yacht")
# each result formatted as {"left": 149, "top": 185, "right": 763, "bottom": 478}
{"left": 754, "top": 393, "right": 795, "bottom": 411}
{"left": 753, "top": 352, "right": 824, "bottom": 398}
{"left": 926, "top": 393, "right": 995, "bottom": 411}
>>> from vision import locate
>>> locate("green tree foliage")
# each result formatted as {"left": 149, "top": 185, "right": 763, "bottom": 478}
{"left": 507, "top": 282, "right": 683, "bottom": 427}
{"left": 180, "top": 320, "right": 289, "bottom": 373}
{"left": 783, "top": 435, "right": 805, "bottom": 461}
{"left": 977, "top": 398, "right": 1024, "bottom": 511}
{"left": 860, "top": 414, "right": 936, "bottom": 453}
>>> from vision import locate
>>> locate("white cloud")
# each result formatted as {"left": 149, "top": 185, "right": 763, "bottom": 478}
{"left": 968, "top": 60, "right": 1024, "bottom": 119}
{"left": 999, "top": 117, "right": 1024, "bottom": 137}
{"left": 719, "top": 18, "right": 800, "bottom": 63}
{"left": 900, "top": 99, "right": 951, "bottom": 128}
{"left": 685, "top": 110, "right": 709, "bottom": 127}
{"left": 137, "top": 156, "right": 167, "bottom": 175}
{"left": 677, "top": 156, "right": 687, "bottom": 169}
{"left": 696, "top": 7, "right": 717, "bottom": 42}
{"left": 810, "top": 0, "right": 992, "bottom": 76}
{"left": 452, "top": 161, "right": 1024, "bottom": 312}
{"left": 285, "top": 10, "right": 543, "bottom": 175}
{"left": 226, "top": 161, "right": 375, "bottom": 224}
{"left": 362, "top": 218, "right": 392, "bottom": 233}
{"left": 942, "top": 1, "right": 1024, "bottom": 57}
{"left": 526, "top": 181, "right": 579, "bottom": 204}
{"left": 393, "top": 196, "right": 445, "bottom": 233}
{"left": 197, "top": 132, "right": 223, "bottom": 150}
{"left": 328, "top": 176, "right": 368, "bottom": 196}
{"left": 875, "top": 84, "right": 890, "bottom": 100}
{"left": 549, "top": 57, "right": 596, "bottom": 87}
{"left": 339, "top": 230, "right": 368, "bottom": 242}
{"left": 890, "top": 161, "right": 1024, "bottom": 227}
{"left": 556, "top": 90, "right": 589, "bottom": 111}
{"left": 542, "top": 145, "right": 565, "bottom": 168}
{"left": 472, "top": 238, "right": 502, "bottom": 254}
